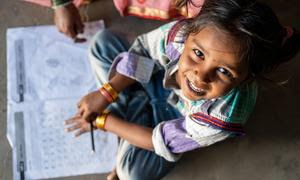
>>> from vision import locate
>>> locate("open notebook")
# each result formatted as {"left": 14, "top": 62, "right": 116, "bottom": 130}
{"left": 6, "top": 20, "right": 118, "bottom": 180}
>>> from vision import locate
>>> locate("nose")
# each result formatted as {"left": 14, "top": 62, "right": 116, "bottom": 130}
{"left": 193, "top": 63, "right": 213, "bottom": 83}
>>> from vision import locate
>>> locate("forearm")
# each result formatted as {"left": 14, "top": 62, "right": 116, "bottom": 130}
{"left": 108, "top": 72, "right": 136, "bottom": 94}
{"left": 105, "top": 73, "right": 154, "bottom": 150}
{"left": 105, "top": 114, "right": 154, "bottom": 151}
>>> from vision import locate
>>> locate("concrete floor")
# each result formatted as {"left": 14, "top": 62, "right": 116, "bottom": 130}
{"left": 1, "top": 0, "right": 300, "bottom": 179}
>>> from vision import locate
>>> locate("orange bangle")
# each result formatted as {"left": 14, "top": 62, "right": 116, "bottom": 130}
{"left": 95, "top": 112, "right": 109, "bottom": 131}
{"left": 99, "top": 87, "right": 114, "bottom": 103}
{"left": 103, "top": 83, "right": 118, "bottom": 101}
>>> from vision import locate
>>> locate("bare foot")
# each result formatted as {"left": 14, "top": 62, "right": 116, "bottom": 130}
{"left": 107, "top": 168, "right": 119, "bottom": 180}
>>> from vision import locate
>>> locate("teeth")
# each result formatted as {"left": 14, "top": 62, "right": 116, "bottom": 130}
{"left": 188, "top": 81, "right": 204, "bottom": 93}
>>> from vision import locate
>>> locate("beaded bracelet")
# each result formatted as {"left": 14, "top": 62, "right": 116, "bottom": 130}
{"left": 95, "top": 112, "right": 109, "bottom": 131}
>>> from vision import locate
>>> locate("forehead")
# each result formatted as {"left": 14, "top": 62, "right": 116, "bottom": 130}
{"left": 187, "top": 26, "right": 246, "bottom": 71}
{"left": 188, "top": 26, "right": 240, "bottom": 55}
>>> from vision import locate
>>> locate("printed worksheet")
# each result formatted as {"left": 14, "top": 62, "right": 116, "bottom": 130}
{"left": 6, "top": 21, "right": 119, "bottom": 180}
{"left": 9, "top": 100, "right": 117, "bottom": 179}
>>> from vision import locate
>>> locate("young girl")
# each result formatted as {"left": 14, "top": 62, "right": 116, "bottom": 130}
{"left": 65, "top": 0, "right": 300, "bottom": 179}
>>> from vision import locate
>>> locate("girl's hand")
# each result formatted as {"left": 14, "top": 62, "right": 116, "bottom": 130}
{"left": 76, "top": 90, "right": 109, "bottom": 123}
{"left": 54, "top": 3, "right": 86, "bottom": 42}
{"left": 65, "top": 114, "right": 97, "bottom": 136}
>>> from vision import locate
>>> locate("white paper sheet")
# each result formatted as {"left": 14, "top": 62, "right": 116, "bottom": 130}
{"left": 6, "top": 21, "right": 118, "bottom": 180}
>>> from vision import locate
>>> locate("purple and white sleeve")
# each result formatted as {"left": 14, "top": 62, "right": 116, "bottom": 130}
{"left": 108, "top": 52, "right": 155, "bottom": 83}
{"left": 152, "top": 115, "right": 232, "bottom": 162}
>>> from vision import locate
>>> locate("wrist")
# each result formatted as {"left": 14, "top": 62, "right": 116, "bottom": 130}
{"left": 95, "top": 112, "right": 109, "bottom": 131}
{"left": 99, "top": 82, "right": 119, "bottom": 103}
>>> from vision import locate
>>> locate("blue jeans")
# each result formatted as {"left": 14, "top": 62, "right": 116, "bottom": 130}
{"left": 88, "top": 30, "right": 182, "bottom": 180}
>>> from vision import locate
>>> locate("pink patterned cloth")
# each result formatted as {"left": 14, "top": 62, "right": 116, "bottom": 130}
{"left": 113, "top": 0, "right": 204, "bottom": 20}
{"left": 23, "top": 0, "right": 204, "bottom": 20}
{"left": 23, "top": 0, "right": 85, "bottom": 7}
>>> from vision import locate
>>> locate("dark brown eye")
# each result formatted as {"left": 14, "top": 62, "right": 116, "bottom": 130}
{"left": 193, "top": 49, "right": 204, "bottom": 60}
{"left": 217, "top": 68, "right": 233, "bottom": 78}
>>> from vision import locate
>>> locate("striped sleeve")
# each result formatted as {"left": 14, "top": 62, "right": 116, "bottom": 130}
{"left": 108, "top": 52, "right": 155, "bottom": 83}
{"left": 108, "top": 22, "right": 178, "bottom": 83}
{"left": 152, "top": 116, "right": 231, "bottom": 162}
{"left": 191, "top": 112, "right": 245, "bottom": 135}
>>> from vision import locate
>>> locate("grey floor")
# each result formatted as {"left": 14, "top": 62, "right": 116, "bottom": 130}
{"left": 1, "top": 0, "right": 300, "bottom": 180}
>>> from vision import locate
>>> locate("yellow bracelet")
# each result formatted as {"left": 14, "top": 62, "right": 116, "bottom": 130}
{"left": 103, "top": 83, "right": 118, "bottom": 101}
{"left": 95, "top": 112, "right": 109, "bottom": 131}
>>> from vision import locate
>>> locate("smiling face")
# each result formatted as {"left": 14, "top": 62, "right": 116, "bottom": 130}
{"left": 176, "top": 25, "right": 249, "bottom": 101}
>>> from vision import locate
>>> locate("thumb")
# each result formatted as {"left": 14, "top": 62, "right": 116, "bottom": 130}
{"left": 81, "top": 110, "right": 91, "bottom": 122}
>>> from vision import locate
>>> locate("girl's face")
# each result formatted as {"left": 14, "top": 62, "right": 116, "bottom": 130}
{"left": 176, "top": 26, "right": 249, "bottom": 101}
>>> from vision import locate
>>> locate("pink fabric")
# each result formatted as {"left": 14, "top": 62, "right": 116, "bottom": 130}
{"left": 23, "top": 0, "right": 85, "bottom": 7}
{"left": 24, "top": 0, "right": 204, "bottom": 19}
{"left": 187, "top": 0, "right": 204, "bottom": 18}
{"left": 113, "top": 0, "right": 128, "bottom": 16}
{"left": 113, "top": 0, "right": 204, "bottom": 20}
{"left": 113, "top": 0, "right": 173, "bottom": 12}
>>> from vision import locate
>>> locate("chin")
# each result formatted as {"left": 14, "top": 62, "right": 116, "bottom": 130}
{"left": 182, "top": 89, "right": 206, "bottom": 101}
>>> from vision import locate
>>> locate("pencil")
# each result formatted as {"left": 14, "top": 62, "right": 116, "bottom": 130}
{"left": 90, "top": 121, "right": 95, "bottom": 153}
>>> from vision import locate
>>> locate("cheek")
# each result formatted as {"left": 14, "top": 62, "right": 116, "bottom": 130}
{"left": 178, "top": 53, "right": 194, "bottom": 73}
{"left": 177, "top": 57, "right": 190, "bottom": 88}
{"left": 211, "top": 82, "right": 235, "bottom": 97}
{"left": 176, "top": 60, "right": 184, "bottom": 86}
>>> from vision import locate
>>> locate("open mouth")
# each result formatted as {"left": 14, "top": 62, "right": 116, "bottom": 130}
{"left": 186, "top": 79, "right": 206, "bottom": 96}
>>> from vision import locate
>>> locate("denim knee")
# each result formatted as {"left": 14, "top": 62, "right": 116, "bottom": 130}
{"left": 88, "top": 30, "right": 128, "bottom": 65}
{"left": 88, "top": 30, "right": 129, "bottom": 86}
{"left": 116, "top": 142, "right": 176, "bottom": 180}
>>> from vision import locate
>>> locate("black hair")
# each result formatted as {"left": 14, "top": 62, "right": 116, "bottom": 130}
{"left": 181, "top": 0, "right": 300, "bottom": 78}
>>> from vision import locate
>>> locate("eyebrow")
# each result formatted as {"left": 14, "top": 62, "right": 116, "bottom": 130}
{"left": 192, "top": 38, "right": 242, "bottom": 75}
{"left": 192, "top": 38, "right": 209, "bottom": 55}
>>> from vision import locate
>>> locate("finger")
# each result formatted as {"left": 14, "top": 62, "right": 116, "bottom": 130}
{"left": 75, "top": 128, "right": 88, "bottom": 137}
{"left": 78, "top": 108, "right": 84, "bottom": 116}
{"left": 74, "top": 111, "right": 82, "bottom": 117}
{"left": 92, "top": 120, "right": 97, "bottom": 128}
{"left": 66, "top": 123, "right": 82, "bottom": 132}
{"left": 65, "top": 116, "right": 80, "bottom": 125}
{"left": 76, "top": 22, "right": 84, "bottom": 34}
{"left": 75, "top": 106, "right": 84, "bottom": 117}
{"left": 74, "top": 37, "right": 86, "bottom": 43}
{"left": 65, "top": 26, "right": 77, "bottom": 39}
{"left": 81, "top": 110, "right": 90, "bottom": 122}
{"left": 73, "top": 25, "right": 78, "bottom": 36}
{"left": 82, "top": 109, "right": 96, "bottom": 122}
